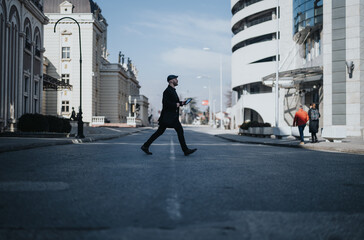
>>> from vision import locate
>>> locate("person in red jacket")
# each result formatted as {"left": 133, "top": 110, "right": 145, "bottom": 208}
{"left": 293, "top": 105, "right": 309, "bottom": 144}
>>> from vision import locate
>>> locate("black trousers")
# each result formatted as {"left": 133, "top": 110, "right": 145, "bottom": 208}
{"left": 144, "top": 122, "right": 188, "bottom": 152}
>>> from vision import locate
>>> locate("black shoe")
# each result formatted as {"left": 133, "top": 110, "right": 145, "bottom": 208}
{"left": 141, "top": 145, "right": 152, "bottom": 155}
{"left": 184, "top": 148, "right": 197, "bottom": 156}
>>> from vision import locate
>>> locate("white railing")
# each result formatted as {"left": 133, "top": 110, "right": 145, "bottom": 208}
{"left": 91, "top": 116, "right": 105, "bottom": 125}
{"left": 127, "top": 117, "right": 142, "bottom": 127}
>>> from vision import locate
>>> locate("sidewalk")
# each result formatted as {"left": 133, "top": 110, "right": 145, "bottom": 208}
{"left": 186, "top": 126, "right": 364, "bottom": 155}
{"left": 0, "top": 126, "right": 150, "bottom": 154}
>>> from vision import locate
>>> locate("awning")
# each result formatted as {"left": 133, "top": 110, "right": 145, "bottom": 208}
{"left": 43, "top": 74, "right": 72, "bottom": 90}
{"left": 262, "top": 66, "right": 323, "bottom": 88}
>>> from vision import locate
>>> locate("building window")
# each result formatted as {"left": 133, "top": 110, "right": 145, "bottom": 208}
{"left": 23, "top": 76, "right": 29, "bottom": 114}
{"left": 35, "top": 35, "right": 41, "bottom": 57}
{"left": 25, "top": 27, "right": 31, "bottom": 50}
{"left": 24, "top": 76, "right": 29, "bottom": 93}
{"left": 62, "top": 101, "right": 70, "bottom": 113}
{"left": 34, "top": 80, "right": 39, "bottom": 96}
{"left": 34, "top": 99, "right": 38, "bottom": 113}
{"left": 62, "top": 47, "right": 70, "bottom": 59}
{"left": 61, "top": 74, "right": 70, "bottom": 84}
{"left": 24, "top": 96, "right": 28, "bottom": 113}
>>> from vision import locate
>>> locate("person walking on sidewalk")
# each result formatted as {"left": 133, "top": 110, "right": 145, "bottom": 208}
{"left": 308, "top": 103, "right": 320, "bottom": 143}
{"left": 141, "top": 75, "right": 197, "bottom": 156}
{"left": 293, "top": 105, "right": 309, "bottom": 145}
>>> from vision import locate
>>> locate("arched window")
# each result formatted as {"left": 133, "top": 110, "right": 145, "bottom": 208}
{"left": 24, "top": 19, "right": 32, "bottom": 50}
{"left": 34, "top": 27, "right": 41, "bottom": 57}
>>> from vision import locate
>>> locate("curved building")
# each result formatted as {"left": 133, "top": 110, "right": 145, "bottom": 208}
{"left": 231, "top": 0, "right": 293, "bottom": 128}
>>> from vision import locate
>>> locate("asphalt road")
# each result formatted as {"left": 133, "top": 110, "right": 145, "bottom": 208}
{"left": 0, "top": 128, "right": 363, "bottom": 240}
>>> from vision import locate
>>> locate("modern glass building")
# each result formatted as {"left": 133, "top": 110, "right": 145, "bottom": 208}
{"left": 293, "top": 0, "right": 323, "bottom": 34}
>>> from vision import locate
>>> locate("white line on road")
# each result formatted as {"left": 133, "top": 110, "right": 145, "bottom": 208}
{"left": 165, "top": 138, "right": 182, "bottom": 221}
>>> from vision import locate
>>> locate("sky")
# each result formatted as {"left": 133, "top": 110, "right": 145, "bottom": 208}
{"left": 96, "top": 0, "right": 232, "bottom": 117}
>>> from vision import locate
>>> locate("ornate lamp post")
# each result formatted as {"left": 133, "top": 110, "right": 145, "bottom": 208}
{"left": 128, "top": 95, "right": 131, "bottom": 117}
{"left": 134, "top": 98, "right": 137, "bottom": 117}
{"left": 54, "top": 17, "right": 84, "bottom": 138}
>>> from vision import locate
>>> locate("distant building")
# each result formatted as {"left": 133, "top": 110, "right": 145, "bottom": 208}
{"left": 0, "top": 0, "right": 48, "bottom": 132}
{"left": 43, "top": 0, "right": 149, "bottom": 126}
{"left": 100, "top": 56, "right": 149, "bottom": 126}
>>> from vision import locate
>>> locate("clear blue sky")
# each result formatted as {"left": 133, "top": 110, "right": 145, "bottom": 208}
{"left": 96, "top": 0, "right": 232, "bottom": 116}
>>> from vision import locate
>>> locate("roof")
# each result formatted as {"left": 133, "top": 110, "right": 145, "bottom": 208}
{"left": 44, "top": 0, "right": 101, "bottom": 14}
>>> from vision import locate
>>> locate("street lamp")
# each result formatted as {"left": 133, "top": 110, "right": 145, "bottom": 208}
{"left": 134, "top": 98, "right": 137, "bottom": 117}
{"left": 54, "top": 17, "right": 84, "bottom": 138}
{"left": 197, "top": 75, "right": 212, "bottom": 126}
{"left": 203, "top": 47, "right": 223, "bottom": 130}
{"left": 213, "top": 99, "right": 216, "bottom": 128}
{"left": 275, "top": 0, "right": 280, "bottom": 127}
{"left": 128, "top": 95, "right": 131, "bottom": 117}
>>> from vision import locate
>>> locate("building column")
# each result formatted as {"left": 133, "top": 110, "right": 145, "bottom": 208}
{"left": 3, "top": 21, "right": 10, "bottom": 130}
{"left": 18, "top": 31, "right": 25, "bottom": 118}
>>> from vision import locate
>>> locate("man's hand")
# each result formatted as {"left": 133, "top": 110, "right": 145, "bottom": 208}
{"left": 177, "top": 101, "right": 186, "bottom": 107}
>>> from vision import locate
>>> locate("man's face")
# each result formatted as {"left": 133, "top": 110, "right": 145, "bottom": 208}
{"left": 171, "top": 78, "right": 178, "bottom": 86}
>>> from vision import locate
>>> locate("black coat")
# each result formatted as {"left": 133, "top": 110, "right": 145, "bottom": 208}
{"left": 158, "top": 85, "right": 182, "bottom": 128}
{"left": 308, "top": 109, "right": 320, "bottom": 133}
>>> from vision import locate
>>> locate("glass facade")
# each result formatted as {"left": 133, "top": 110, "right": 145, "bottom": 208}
{"left": 293, "top": 0, "right": 323, "bottom": 34}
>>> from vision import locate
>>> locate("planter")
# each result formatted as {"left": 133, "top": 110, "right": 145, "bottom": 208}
{"left": 238, "top": 128, "right": 249, "bottom": 135}
{"left": 251, "top": 127, "right": 261, "bottom": 135}
{"left": 262, "top": 127, "right": 273, "bottom": 137}
{"left": 273, "top": 126, "right": 292, "bottom": 139}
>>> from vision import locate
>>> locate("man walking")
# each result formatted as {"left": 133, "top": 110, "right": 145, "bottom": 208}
{"left": 293, "top": 105, "right": 309, "bottom": 145}
{"left": 141, "top": 75, "right": 197, "bottom": 156}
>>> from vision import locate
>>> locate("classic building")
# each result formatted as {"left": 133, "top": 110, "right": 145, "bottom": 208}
{"left": 99, "top": 55, "right": 149, "bottom": 126}
{"left": 43, "top": 0, "right": 149, "bottom": 126}
{"left": 0, "top": 0, "right": 48, "bottom": 132}
{"left": 43, "top": 0, "right": 108, "bottom": 123}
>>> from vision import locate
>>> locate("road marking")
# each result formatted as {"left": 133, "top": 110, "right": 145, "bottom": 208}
{"left": 169, "top": 138, "right": 176, "bottom": 160}
{"left": 165, "top": 138, "right": 181, "bottom": 221}
{"left": 0, "top": 181, "right": 69, "bottom": 191}
{"left": 89, "top": 143, "right": 253, "bottom": 146}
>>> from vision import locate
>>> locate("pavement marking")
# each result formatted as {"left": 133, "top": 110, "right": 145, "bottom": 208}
{"left": 165, "top": 138, "right": 182, "bottom": 221}
{"left": 87, "top": 142, "right": 256, "bottom": 146}
{"left": 169, "top": 138, "right": 176, "bottom": 161}
{"left": 0, "top": 181, "right": 69, "bottom": 191}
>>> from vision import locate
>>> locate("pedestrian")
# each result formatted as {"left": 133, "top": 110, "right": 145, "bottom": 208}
{"left": 308, "top": 103, "right": 320, "bottom": 143}
{"left": 141, "top": 75, "right": 197, "bottom": 156}
{"left": 70, "top": 107, "right": 77, "bottom": 121}
{"left": 293, "top": 105, "right": 309, "bottom": 145}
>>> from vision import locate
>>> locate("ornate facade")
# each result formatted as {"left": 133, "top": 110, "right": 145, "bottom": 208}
{"left": 43, "top": 0, "right": 149, "bottom": 126}
{"left": 0, "top": 0, "right": 48, "bottom": 132}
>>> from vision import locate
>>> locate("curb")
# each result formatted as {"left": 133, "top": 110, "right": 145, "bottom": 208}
{"left": 0, "top": 128, "right": 148, "bottom": 154}
{"left": 215, "top": 135, "right": 364, "bottom": 155}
